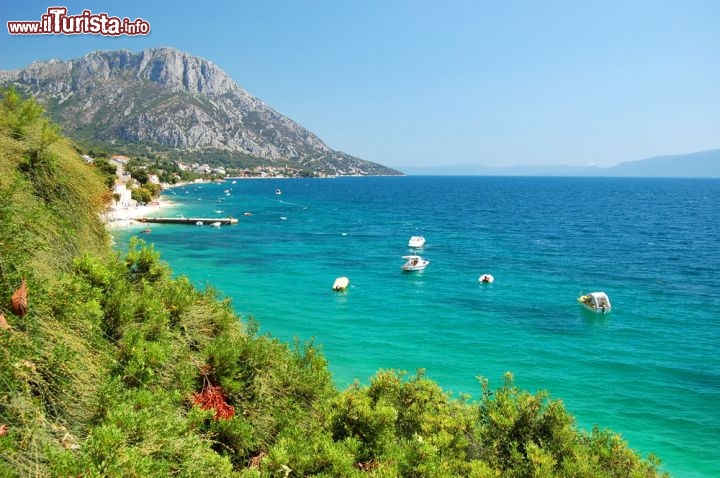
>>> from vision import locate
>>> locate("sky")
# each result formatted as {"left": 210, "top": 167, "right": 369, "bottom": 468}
{"left": 1, "top": 1, "right": 719, "bottom": 170}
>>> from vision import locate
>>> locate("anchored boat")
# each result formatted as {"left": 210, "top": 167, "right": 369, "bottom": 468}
{"left": 408, "top": 235, "right": 426, "bottom": 248}
{"left": 332, "top": 276, "right": 350, "bottom": 291}
{"left": 478, "top": 274, "right": 494, "bottom": 283}
{"left": 577, "top": 292, "right": 612, "bottom": 313}
{"left": 401, "top": 255, "right": 429, "bottom": 272}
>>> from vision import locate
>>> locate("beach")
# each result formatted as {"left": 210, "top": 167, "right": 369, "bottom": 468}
{"left": 102, "top": 198, "right": 176, "bottom": 229}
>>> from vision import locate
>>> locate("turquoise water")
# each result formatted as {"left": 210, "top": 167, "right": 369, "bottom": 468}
{"left": 114, "top": 176, "right": 720, "bottom": 477}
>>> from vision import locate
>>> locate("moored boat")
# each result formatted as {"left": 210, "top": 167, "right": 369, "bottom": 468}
{"left": 577, "top": 292, "right": 612, "bottom": 313}
{"left": 479, "top": 273, "right": 494, "bottom": 283}
{"left": 408, "top": 235, "right": 426, "bottom": 248}
{"left": 401, "top": 255, "right": 429, "bottom": 271}
{"left": 332, "top": 276, "right": 350, "bottom": 291}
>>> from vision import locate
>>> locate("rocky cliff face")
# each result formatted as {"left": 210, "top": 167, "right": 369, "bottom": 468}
{"left": 0, "top": 47, "right": 400, "bottom": 175}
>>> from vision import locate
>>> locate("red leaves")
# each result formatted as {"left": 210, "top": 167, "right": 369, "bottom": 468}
{"left": 193, "top": 384, "right": 235, "bottom": 420}
{"left": 11, "top": 278, "right": 28, "bottom": 318}
{"left": 192, "top": 366, "right": 234, "bottom": 420}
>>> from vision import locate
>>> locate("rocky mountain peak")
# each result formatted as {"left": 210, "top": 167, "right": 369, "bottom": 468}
{"left": 0, "top": 48, "right": 401, "bottom": 176}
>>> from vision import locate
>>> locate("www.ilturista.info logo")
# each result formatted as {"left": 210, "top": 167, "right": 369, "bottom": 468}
{"left": 7, "top": 7, "right": 150, "bottom": 36}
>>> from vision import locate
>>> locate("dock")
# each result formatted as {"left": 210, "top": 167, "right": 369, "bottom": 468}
{"left": 131, "top": 217, "right": 238, "bottom": 225}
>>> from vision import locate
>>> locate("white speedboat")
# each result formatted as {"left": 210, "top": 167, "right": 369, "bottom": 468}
{"left": 577, "top": 292, "right": 612, "bottom": 313}
{"left": 408, "top": 235, "right": 426, "bottom": 248}
{"left": 401, "top": 255, "right": 429, "bottom": 271}
{"left": 275, "top": 189, "right": 282, "bottom": 195}
{"left": 211, "top": 221, "right": 221, "bottom": 227}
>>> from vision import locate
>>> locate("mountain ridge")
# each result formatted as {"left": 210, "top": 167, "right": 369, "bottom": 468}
{"left": 0, "top": 47, "right": 401, "bottom": 176}
{"left": 400, "top": 149, "right": 720, "bottom": 177}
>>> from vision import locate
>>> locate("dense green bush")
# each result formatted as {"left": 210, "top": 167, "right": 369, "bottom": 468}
{"left": 0, "top": 89, "right": 668, "bottom": 477}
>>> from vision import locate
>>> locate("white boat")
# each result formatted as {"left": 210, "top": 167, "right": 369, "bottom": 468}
{"left": 196, "top": 221, "right": 204, "bottom": 226}
{"left": 211, "top": 221, "right": 221, "bottom": 227}
{"left": 408, "top": 235, "right": 426, "bottom": 248}
{"left": 275, "top": 189, "right": 282, "bottom": 195}
{"left": 401, "top": 255, "right": 429, "bottom": 271}
{"left": 577, "top": 292, "right": 612, "bottom": 313}
{"left": 332, "top": 276, "right": 350, "bottom": 291}
{"left": 478, "top": 273, "right": 494, "bottom": 283}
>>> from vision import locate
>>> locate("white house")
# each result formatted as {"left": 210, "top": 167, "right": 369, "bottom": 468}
{"left": 112, "top": 180, "right": 133, "bottom": 209}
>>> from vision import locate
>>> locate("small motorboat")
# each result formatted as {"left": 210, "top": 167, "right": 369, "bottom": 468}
{"left": 401, "top": 255, "right": 429, "bottom": 272}
{"left": 275, "top": 189, "right": 282, "bottom": 195}
{"left": 196, "top": 221, "right": 204, "bottom": 226}
{"left": 211, "top": 221, "right": 221, "bottom": 227}
{"left": 332, "top": 276, "right": 350, "bottom": 291}
{"left": 577, "top": 292, "right": 612, "bottom": 313}
{"left": 479, "top": 273, "right": 494, "bottom": 283}
{"left": 408, "top": 235, "right": 426, "bottom": 248}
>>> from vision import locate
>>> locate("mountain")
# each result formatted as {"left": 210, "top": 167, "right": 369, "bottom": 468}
{"left": 0, "top": 47, "right": 401, "bottom": 176}
{"left": 604, "top": 149, "right": 720, "bottom": 177}
{"left": 401, "top": 149, "right": 720, "bottom": 177}
{"left": 400, "top": 163, "right": 606, "bottom": 176}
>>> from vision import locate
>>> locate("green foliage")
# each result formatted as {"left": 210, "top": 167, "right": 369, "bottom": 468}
{"left": 0, "top": 87, "right": 109, "bottom": 292}
{"left": 131, "top": 183, "right": 161, "bottom": 203}
{"left": 93, "top": 157, "right": 119, "bottom": 188}
{"left": 124, "top": 237, "right": 169, "bottom": 283}
{"left": 0, "top": 87, "right": 45, "bottom": 140}
{"left": 131, "top": 186, "right": 152, "bottom": 203}
{"left": 0, "top": 91, "right": 668, "bottom": 477}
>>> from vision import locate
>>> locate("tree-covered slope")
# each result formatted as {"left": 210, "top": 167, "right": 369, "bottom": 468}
{"left": 0, "top": 89, "right": 667, "bottom": 477}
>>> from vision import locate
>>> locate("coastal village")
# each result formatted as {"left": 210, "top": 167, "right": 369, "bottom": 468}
{"left": 85, "top": 153, "right": 331, "bottom": 223}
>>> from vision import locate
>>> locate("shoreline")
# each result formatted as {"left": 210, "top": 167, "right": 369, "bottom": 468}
{"left": 103, "top": 198, "right": 176, "bottom": 229}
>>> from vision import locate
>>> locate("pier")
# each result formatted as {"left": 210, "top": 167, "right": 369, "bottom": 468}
{"left": 131, "top": 217, "right": 239, "bottom": 225}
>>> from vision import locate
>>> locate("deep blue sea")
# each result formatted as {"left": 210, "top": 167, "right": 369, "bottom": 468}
{"left": 113, "top": 176, "right": 720, "bottom": 477}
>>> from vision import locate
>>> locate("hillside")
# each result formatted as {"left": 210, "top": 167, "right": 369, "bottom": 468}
{"left": 0, "top": 47, "right": 400, "bottom": 176}
{"left": 0, "top": 90, "right": 666, "bottom": 476}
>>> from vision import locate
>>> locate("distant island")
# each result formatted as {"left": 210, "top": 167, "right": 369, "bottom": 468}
{"left": 401, "top": 149, "right": 720, "bottom": 178}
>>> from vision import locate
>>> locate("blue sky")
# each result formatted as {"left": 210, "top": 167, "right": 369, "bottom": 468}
{"left": 2, "top": 1, "right": 718, "bottom": 169}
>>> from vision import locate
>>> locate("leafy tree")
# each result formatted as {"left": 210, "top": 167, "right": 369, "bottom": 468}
{"left": 131, "top": 187, "right": 152, "bottom": 204}
{"left": 94, "top": 157, "right": 119, "bottom": 188}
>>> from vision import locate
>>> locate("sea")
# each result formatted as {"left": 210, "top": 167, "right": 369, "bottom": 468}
{"left": 112, "top": 176, "right": 720, "bottom": 477}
